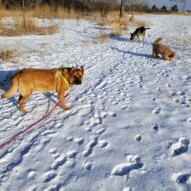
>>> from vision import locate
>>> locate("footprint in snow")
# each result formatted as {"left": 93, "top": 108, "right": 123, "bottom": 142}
{"left": 36, "top": 137, "right": 51, "bottom": 152}
{"left": 96, "top": 128, "right": 106, "bottom": 135}
{"left": 27, "top": 170, "right": 37, "bottom": 180}
{"left": 84, "top": 111, "right": 116, "bottom": 128}
{"left": 152, "top": 107, "right": 161, "bottom": 114}
{"left": 135, "top": 134, "right": 142, "bottom": 142}
{"left": 170, "top": 137, "right": 190, "bottom": 157}
{"left": 172, "top": 171, "right": 191, "bottom": 190}
{"left": 84, "top": 162, "right": 93, "bottom": 170}
{"left": 51, "top": 154, "right": 67, "bottom": 170}
{"left": 152, "top": 124, "right": 160, "bottom": 132}
{"left": 67, "top": 150, "right": 78, "bottom": 158}
{"left": 121, "top": 97, "right": 132, "bottom": 110}
{"left": 83, "top": 137, "right": 98, "bottom": 157}
{"left": 98, "top": 140, "right": 108, "bottom": 148}
{"left": 95, "top": 80, "right": 107, "bottom": 90}
{"left": 179, "top": 75, "right": 191, "bottom": 82}
{"left": 74, "top": 137, "right": 84, "bottom": 145}
{"left": 111, "top": 155, "right": 143, "bottom": 176}
{"left": 42, "top": 170, "right": 57, "bottom": 182}
{"left": 49, "top": 147, "right": 59, "bottom": 155}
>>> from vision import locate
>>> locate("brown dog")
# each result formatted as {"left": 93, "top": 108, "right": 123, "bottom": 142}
{"left": 1, "top": 66, "right": 84, "bottom": 113}
{"left": 152, "top": 37, "right": 175, "bottom": 61}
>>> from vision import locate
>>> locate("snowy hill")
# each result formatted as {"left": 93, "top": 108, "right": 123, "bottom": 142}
{"left": 0, "top": 14, "right": 191, "bottom": 191}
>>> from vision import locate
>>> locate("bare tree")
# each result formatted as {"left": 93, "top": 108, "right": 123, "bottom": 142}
{"left": 120, "top": 0, "right": 125, "bottom": 18}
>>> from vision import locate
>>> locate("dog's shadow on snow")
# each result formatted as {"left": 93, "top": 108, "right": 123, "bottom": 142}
{"left": 0, "top": 70, "right": 18, "bottom": 91}
{"left": 0, "top": 70, "right": 20, "bottom": 110}
{"left": 111, "top": 47, "right": 152, "bottom": 59}
{"left": 109, "top": 35, "right": 129, "bottom": 42}
{"left": 109, "top": 35, "right": 152, "bottom": 47}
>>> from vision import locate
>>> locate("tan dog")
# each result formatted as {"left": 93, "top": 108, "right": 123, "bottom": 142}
{"left": 152, "top": 37, "right": 175, "bottom": 61}
{"left": 1, "top": 66, "right": 84, "bottom": 113}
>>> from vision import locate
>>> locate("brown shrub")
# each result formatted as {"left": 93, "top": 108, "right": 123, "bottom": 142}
{"left": 0, "top": 17, "right": 59, "bottom": 36}
{"left": 0, "top": 49, "right": 15, "bottom": 61}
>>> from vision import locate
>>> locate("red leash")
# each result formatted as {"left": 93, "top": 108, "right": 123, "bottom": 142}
{"left": 0, "top": 93, "right": 69, "bottom": 151}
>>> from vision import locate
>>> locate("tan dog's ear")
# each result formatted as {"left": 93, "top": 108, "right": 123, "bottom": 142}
{"left": 79, "top": 66, "right": 84, "bottom": 74}
{"left": 71, "top": 66, "right": 76, "bottom": 74}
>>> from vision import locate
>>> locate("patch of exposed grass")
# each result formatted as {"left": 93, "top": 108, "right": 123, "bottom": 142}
{"left": 109, "top": 29, "right": 123, "bottom": 37}
{"left": 129, "top": 15, "right": 146, "bottom": 27}
{"left": 0, "top": 49, "right": 15, "bottom": 61}
{"left": 92, "top": 31, "right": 109, "bottom": 44}
{"left": 0, "top": 5, "right": 84, "bottom": 20}
{"left": 0, "top": 17, "right": 59, "bottom": 36}
{"left": 110, "top": 18, "right": 128, "bottom": 30}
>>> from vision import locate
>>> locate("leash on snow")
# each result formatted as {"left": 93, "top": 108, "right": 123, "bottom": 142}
{"left": 0, "top": 93, "right": 69, "bottom": 152}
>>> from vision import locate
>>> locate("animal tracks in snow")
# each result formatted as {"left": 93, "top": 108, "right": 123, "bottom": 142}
{"left": 111, "top": 155, "right": 144, "bottom": 176}
{"left": 51, "top": 154, "right": 67, "bottom": 170}
{"left": 171, "top": 90, "right": 191, "bottom": 107}
{"left": 27, "top": 170, "right": 37, "bottom": 180}
{"left": 162, "top": 137, "right": 190, "bottom": 160}
{"left": 84, "top": 110, "right": 117, "bottom": 130}
{"left": 172, "top": 172, "right": 191, "bottom": 191}
{"left": 170, "top": 138, "right": 190, "bottom": 157}
{"left": 152, "top": 107, "right": 161, "bottom": 114}
{"left": 41, "top": 147, "right": 80, "bottom": 185}
{"left": 83, "top": 137, "right": 98, "bottom": 157}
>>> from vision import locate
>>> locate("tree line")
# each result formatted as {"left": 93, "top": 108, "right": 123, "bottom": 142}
{"left": 1, "top": 0, "right": 119, "bottom": 11}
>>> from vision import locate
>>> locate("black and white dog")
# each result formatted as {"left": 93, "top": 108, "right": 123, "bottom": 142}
{"left": 130, "top": 26, "right": 150, "bottom": 41}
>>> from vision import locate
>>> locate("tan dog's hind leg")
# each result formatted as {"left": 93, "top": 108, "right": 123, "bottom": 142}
{"left": 18, "top": 92, "right": 32, "bottom": 113}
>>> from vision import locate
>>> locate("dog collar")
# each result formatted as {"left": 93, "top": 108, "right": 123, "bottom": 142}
{"left": 56, "top": 70, "right": 71, "bottom": 89}
{"left": 62, "top": 74, "right": 70, "bottom": 88}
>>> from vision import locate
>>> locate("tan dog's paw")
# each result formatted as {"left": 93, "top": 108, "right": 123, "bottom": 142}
{"left": 63, "top": 106, "right": 70, "bottom": 110}
{"left": 20, "top": 108, "right": 27, "bottom": 113}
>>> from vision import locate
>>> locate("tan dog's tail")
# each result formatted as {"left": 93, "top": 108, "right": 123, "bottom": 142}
{"left": 153, "top": 37, "right": 163, "bottom": 45}
{"left": 1, "top": 75, "right": 19, "bottom": 99}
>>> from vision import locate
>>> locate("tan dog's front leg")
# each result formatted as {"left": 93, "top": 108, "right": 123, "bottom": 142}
{"left": 58, "top": 91, "right": 70, "bottom": 110}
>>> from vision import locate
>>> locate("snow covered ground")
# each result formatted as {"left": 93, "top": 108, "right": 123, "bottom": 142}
{"left": 0, "top": 14, "right": 191, "bottom": 191}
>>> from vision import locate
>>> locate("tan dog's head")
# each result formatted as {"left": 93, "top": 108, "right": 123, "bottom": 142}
{"left": 68, "top": 66, "right": 84, "bottom": 85}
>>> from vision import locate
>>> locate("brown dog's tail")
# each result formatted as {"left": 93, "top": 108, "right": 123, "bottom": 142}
{"left": 153, "top": 37, "right": 163, "bottom": 45}
{"left": 1, "top": 75, "right": 19, "bottom": 99}
{"left": 169, "top": 51, "right": 175, "bottom": 58}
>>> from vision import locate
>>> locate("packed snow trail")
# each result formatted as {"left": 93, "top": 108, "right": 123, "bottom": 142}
{"left": 0, "top": 15, "right": 191, "bottom": 191}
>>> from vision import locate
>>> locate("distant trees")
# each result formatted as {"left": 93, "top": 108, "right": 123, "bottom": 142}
{"left": 0, "top": 0, "right": 180, "bottom": 14}
{"left": 161, "top": 5, "right": 167, "bottom": 11}
{"left": 171, "top": 5, "right": 178, "bottom": 12}
{"left": 151, "top": 4, "right": 158, "bottom": 11}
{"left": 150, "top": 4, "right": 178, "bottom": 13}
{"left": 0, "top": 0, "right": 119, "bottom": 13}
{"left": 2, "top": 0, "right": 43, "bottom": 9}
